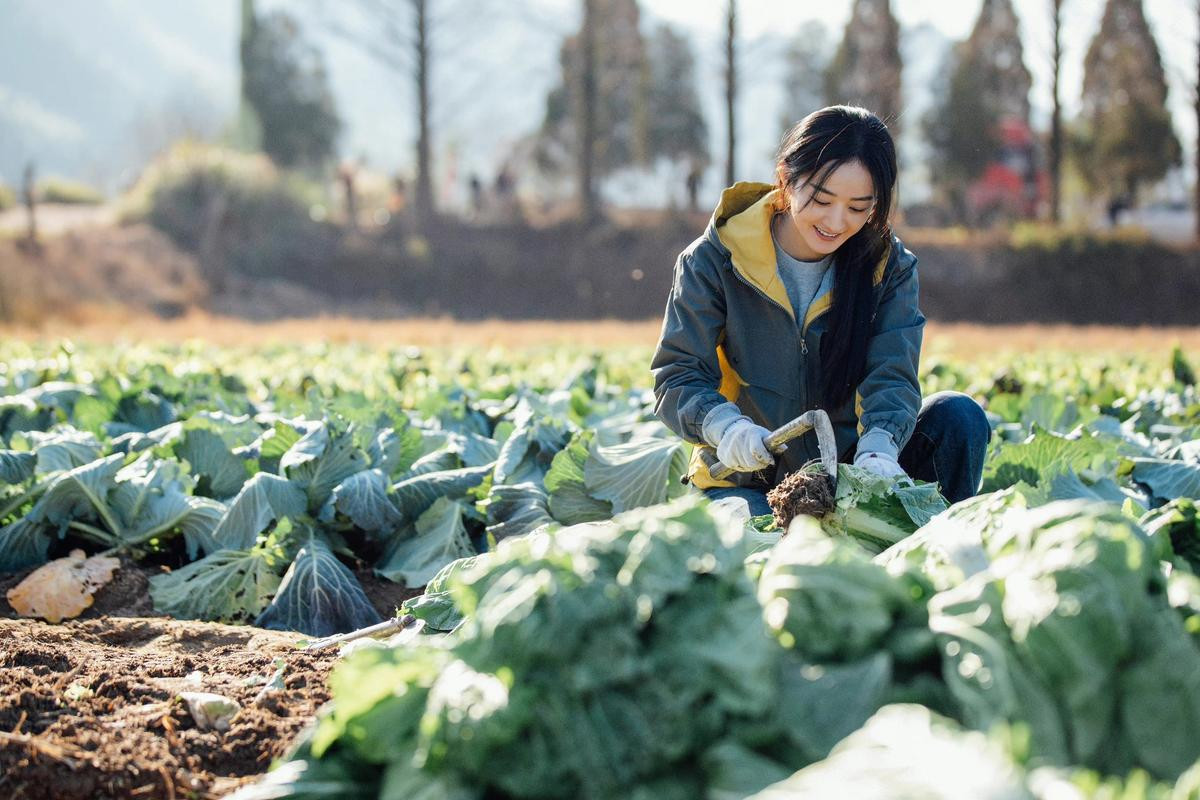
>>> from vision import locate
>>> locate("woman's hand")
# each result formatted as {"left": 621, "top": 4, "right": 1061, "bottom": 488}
{"left": 717, "top": 419, "right": 775, "bottom": 472}
{"left": 854, "top": 450, "right": 910, "bottom": 482}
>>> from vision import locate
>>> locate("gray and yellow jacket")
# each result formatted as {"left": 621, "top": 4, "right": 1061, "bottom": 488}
{"left": 651, "top": 181, "right": 924, "bottom": 490}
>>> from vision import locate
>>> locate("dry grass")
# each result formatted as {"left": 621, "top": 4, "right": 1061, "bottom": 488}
{"left": 5, "top": 312, "right": 665, "bottom": 349}
{"left": 4, "top": 312, "right": 1200, "bottom": 356}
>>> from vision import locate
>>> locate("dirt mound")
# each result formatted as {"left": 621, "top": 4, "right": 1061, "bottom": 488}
{"left": 0, "top": 617, "right": 336, "bottom": 800}
{"left": 0, "top": 223, "right": 207, "bottom": 324}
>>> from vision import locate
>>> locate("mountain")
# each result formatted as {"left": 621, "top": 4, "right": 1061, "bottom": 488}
{"left": 0, "top": 1, "right": 949, "bottom": 207}
{"left": 0, "top": 0, "right": 236, "bottom": 191}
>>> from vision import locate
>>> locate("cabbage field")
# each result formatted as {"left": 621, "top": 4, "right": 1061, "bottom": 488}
{"left": 4, "top": 338, "right": 1200, "bottom": 798}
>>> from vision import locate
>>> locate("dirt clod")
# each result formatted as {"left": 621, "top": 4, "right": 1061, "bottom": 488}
{"left": 767, "top": 466, "right": 836, "bottom": 531}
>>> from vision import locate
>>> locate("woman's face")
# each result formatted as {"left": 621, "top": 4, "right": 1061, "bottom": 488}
{"left": 782, "top": 159, "right": 876, "bottom": 260}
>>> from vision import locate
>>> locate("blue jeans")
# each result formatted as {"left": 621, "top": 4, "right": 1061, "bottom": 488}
{"left": 704, "top": 391, "right": 991, "bottom": 513}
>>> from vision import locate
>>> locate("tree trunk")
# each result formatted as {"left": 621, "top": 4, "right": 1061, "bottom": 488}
{"left": 724, "top": 0, "right": 737, "bottom": 188}
{"left": 21, "top": 162, "right": 37, "bottom": 250}
{"left": 413, "top": 0, "right": 434, "bottom": 228}
{"left": 1050, "top": 0, "right": 1063, "bottom": 224}
{"left": 1195, "top": 0, "right": 1200, "bottom": 240}
{"left": 198, "top": 192, "right": 229, "bottom": 298}
{"left": 578, "top": 0, "right": 599, "bottom": 224}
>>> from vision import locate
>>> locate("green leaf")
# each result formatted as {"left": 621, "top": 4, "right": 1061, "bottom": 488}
{"left": 400, "top": 591, "right": 463, "bottom": 633}
{"left": 1142, "top": 499, "right": 1200, "bottom": 573}
{"left": 1047, "top": 470, "right": 1141, "bottom": 507}
{"left": 492, "top": 400, "right": 571, "bottom": 485}
{"left": 223, "top": 758, "right": 379, "bottom": 800}
{"left": 398, "top": 447, "right": 464, "bottom": 479}
{"left": 544, "top": 431, "right": 612, "bottom": 524}
{"left": 281, "top": 419, "right": 371, "bottom": 510}
{"left": 174, "top": 428, "right": 248, "bottom": 499}
{"left": 1125, "top": 458, "right": 1200, "bottom": 503}
{"left": 583, "top": 437, "right": 685, "bottom": 514}
{"left": 369, "top": 419, "right": 426, "bottom": 478}
{"left": 23, "top": 428, "right": 104, "bottom": 475}
{"left": 747, "top": 705, "right": 1031, "bottom": 798}
{"left": 207, "top": 472, "right": 308, "bottom": 553}
{"left": 447, "top": 431, "right": 502, "bottom": 469}
{"left": 981, "top": 428, "right": 1116, "bottom": 492}
{"left": 701, "top": 741, "right": 793, "bottom": 800}
{"left": 102, "top": 456, "right": 225, "bottom": 551}
{"left": 390, "top": 465, "right": 492, "bottom": 522}
{"left": 481, "top": 482, "right": 553, "bottom": 542}
{"left": 321, "top": 468, "right": 404, "bottom": 538}
{"left": 149, "top": 547, "right": 282, "bottom": 622}
{"left": 0, "top": 517, "right": 52, "bottom": 571}
{"left": 70, "top": 394, "right": 116, "bottom": 437}
{"left": 821, "top": 465, "right": 945, "bottom": 553}
{"left": 775, "top": 653, "right": 893, "bottom": 762}
{"left": 376, "top": 498, "right": 475, "bottom": 587}
{"left": 34, "top": 453, "right": 126, "bottom": 538}
{"left": 254, "top": 420, "right": 304, "bottom": 472}
{"left": 256, "top": 536, "right": 382, "bottom": 637}
{"left": 109, "top": 389, "right": 177, "bottom": 435}
{"left": 0, "top": 450, "right": 35, "bottom": 484}
{"left": 379, "top": 758, "right": 477, "bottom": 800}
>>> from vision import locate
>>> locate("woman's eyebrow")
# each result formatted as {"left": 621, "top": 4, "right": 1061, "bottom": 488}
{"left": 813, "top": 186, "right": 875, "bottom": 202}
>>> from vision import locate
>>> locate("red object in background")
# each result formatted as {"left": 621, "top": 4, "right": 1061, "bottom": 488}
{"left": 965, "top": 116, "right": 1047, "bottom": 222}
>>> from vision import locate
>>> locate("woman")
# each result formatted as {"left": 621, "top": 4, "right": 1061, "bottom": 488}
{"left": 651, "top": 105, "right": 990, "bottom": 517}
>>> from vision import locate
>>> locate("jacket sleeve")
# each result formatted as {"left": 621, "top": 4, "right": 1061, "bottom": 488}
{"left": 651, "top": 249, "right": 730, "bottom": 445}
{"left": 855, "top": 246, "right": 925, "bottom": 451}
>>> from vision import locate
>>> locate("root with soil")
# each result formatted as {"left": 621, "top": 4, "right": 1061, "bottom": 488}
{"left": 766, "top": 462, "right": 836, "bottom": 531}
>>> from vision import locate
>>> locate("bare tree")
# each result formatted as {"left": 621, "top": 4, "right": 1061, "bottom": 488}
{"left": 318, "top": 0, "right": 436, "bottom": 227}
{"left": 21, "top": 163, "right": 38, "bottom": 252}
{"left": 579, "top": 0, "right": 599, "bottom": 223}
{"left": 413, "top": 0, "right": 433, "bottom": 226}
{"left": 724, "top": 0, "right": 737, "bottom": 187}
{"left": 1049, "top": 0, "right": 1064, "bottom": 223}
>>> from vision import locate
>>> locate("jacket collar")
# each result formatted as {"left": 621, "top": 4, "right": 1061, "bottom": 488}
{"left": 704, "top": 181, "right": 895, "bottom": 325}
{"left": 706, "top": 182, "right": 794, "bottom": 319}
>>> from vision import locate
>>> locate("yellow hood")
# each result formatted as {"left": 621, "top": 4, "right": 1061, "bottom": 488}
{"left": 709, "top": 181, "right": 893, "bottom": 324}
{"left": 710, "top": 182, "right": 793, "bottom": 320}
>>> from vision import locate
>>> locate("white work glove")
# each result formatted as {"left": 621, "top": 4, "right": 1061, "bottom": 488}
{"left": 716, "top": 418, "right": 774, "bottom": 472}
{"left": 854, "top": 449, "right": 910, "bottom": 482}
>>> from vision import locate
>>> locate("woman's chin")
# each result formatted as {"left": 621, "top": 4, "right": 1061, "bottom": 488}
{"left": 804, "top": 233, "right": 841, "bottom": 253}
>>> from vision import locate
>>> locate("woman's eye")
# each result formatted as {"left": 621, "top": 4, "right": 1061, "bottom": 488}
{"left": 812, "top": 199, "right": 829, "bottom": 206}
{"left": 850, "top": 207, "right": 869, "bottom": 214}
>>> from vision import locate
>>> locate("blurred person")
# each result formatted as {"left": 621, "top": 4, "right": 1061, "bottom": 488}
{"left": 652, "top": 106, "right": 989, "bottom": 516}
{"left": 469, "top": 173, "right": 484, "bottom": 219}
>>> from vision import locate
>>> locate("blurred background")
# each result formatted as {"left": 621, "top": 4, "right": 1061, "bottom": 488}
{"left": 2, "top": 0, "right": 1198, "bottom": 328}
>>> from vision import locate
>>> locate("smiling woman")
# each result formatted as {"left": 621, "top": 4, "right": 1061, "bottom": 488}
{"left": 651, "top": 105, "right": 990, "bottom": 517}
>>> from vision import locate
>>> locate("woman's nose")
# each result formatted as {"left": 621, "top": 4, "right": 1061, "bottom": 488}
{"left": 825, "top": 205, "right": 846, "bottom": 231}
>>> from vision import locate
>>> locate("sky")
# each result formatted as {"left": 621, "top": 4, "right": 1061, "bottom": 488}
{"left": 628, "top": 0, "right": 1196, "bottom": 132}
{"left": 518, "top": 0, "right": 1198, "bottom": 205}
{"left": 6, "top": 0, "right": 1195, "bottom": 204}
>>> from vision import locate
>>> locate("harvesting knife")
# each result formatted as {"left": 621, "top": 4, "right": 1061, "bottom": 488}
{"left": 706, "top": 408, "right": 838, "bottom": 487}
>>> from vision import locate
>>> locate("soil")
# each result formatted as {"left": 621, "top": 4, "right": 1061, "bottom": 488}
{"left": 0, "top": 559, "right": 425, "bottom": 798}
{"left": 354, "top": 568, "right": 424, "bottom": 619}
{"left": 767, "top": 467, "right": 837, "bottom": 531}
{"left": 0, "top": 616, "right": 337, "bottom": 800}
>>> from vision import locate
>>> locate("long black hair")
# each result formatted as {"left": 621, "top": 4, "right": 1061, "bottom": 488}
{"left": 774, "top": 105, "right": 897, "bottom": 410}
